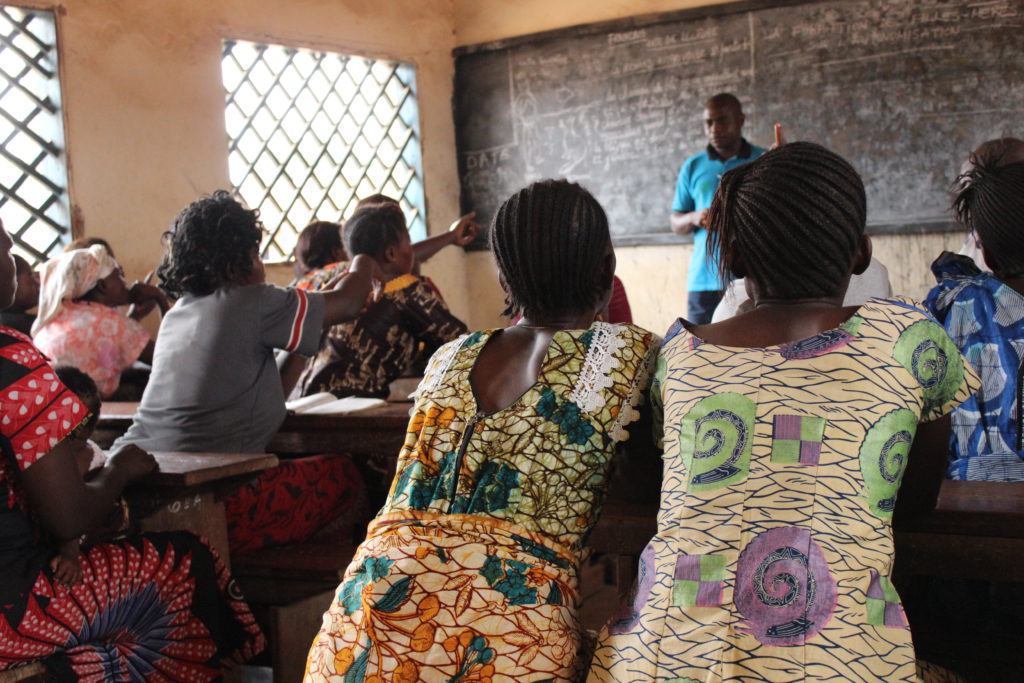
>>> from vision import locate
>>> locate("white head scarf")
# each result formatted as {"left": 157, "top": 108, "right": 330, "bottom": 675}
{"left": 32, "top": 245, "right": 119, "bottom": 335}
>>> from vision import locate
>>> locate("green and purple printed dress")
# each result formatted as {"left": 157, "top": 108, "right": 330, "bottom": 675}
{"left": 589, "top": 297, "right": 979, "bottom": 682}
{"left": 305, "top": 321, "right": 657, "bottom": 682}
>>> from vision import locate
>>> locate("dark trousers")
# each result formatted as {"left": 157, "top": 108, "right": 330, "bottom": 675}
{"left": 687, "top": 289, "right": 724, "bottom": 325}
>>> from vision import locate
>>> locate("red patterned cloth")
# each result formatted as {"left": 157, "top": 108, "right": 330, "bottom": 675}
{"left": 0, "top": 328, "right": 264, "bottom": 679}
{"left": 226, "top": 453, "right": 369, "bottom": 555}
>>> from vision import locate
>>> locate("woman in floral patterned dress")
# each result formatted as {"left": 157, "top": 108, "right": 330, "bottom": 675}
{"left": 305, "top": 180, "right": 658, "bottom": 682}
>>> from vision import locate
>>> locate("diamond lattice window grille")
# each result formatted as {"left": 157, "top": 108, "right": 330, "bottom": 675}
{"left": 0, "top": 6, "right": 70, "bottom": 264}
{"left": 222, "top": 40, "right": 425, "bottom": 262}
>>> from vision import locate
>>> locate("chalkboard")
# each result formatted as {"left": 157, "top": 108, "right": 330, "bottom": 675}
{"left": 454, "top": 0, "right": 1024, "bottom": 247}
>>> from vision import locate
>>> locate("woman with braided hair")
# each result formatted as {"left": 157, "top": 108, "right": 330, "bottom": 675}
{"left": 590, "top": 142, "right": 979, "bottom": 682}
{"left": 305, "top": 179, "right": 658, "bottom": 682}
{"left": 925, "top": 137, "right": 1024, "bottom": 482}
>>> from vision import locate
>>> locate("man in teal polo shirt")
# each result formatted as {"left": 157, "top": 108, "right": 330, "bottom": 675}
{"left": 671, "top": 93, "right": 765, "bottom": 323}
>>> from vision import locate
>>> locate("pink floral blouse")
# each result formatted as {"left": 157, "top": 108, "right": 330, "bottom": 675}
{"left": 33, "top": 301, "right": 149, "bottom": 397}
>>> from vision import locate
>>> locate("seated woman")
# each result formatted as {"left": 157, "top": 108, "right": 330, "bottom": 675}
{"left": 925, "top": 137, "right": 1024, "bottom": 482}
{"left": 31, "top": 244, "right": 168, "bottom": 398}
{"left": 292, "top": 220, "right": 347, "bottom": 291}
{"left": 292, "top": 204, "right": 468, "bottom": 399}
{"left": 304, "top": 179, "right": 659, "bottom": 681}
{"left": 115, "top": 191, "right": 379, "bottom": 554}
{"left": 0, "top": 219, "right": 264, "bottom": 679}
{"left": 292, "top": 198, "right": 479, "bottom": 292}
{"left": 589, "top": 143, "right": 979, "bottom": 682}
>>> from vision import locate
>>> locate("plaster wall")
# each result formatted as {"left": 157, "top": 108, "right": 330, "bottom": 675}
{"left": 33, "top": 0, "right": 470, "bottom": 327}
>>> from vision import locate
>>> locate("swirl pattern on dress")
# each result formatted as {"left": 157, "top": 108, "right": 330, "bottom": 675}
{"left": 777, "top": 329, "right": 853, "bottom": 360}
{"left": 680, "top": 393, "right": 756, "bottom": 491}
{"left": 910, "top": 339, "right": 948, "bottom": 389}
{"left": 858, "top": 408, "right": 917, "bottom": 519}
{"left": 735, "top": 526, "right": 836, "bottom": 647}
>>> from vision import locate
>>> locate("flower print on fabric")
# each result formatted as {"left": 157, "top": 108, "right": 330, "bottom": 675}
{"left": 338, "top": 556, "right": 395, "bottom": 615}
{"left": 306, "top": 322, "right": 658, "bottom": 682}
{"left": 31, "top": 302, "right": 149, "bottom": 398}
{"left": 536, "top": 387, "right": 597, "bottom": 446}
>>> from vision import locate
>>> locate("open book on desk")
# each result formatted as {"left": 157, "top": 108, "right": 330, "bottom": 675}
{"left": 285, "top": 392, "right": 387, "bottom": 415}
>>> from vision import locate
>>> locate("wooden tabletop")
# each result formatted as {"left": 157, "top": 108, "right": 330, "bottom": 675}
{"left": 138, "top": 451, "right": 279, "bottom": 488}
{"left": 98, "top": 401, "right": 138, "bottom": 426}
{"left": 96, "top": 401, "right": 413, "bottom": 453}
{"left": 98, "top": 401, "right": 412, "bottom": 433}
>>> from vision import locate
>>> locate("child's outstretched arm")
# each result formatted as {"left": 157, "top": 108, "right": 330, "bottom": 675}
{"left": 321, "top": 254, "right": 383, "bottom": 327}
{"left": 412, "top": 212, "right": 480, "bottom": 263}
{"left": 50, "top": 538, "right": 83, "bottom": 588}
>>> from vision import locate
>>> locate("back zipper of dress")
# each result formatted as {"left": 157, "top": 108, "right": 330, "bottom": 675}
{"left": 448, "top": 410, "right": 486, "bottom": 508}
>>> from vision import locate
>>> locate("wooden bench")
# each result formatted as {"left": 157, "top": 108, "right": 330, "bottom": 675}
{"left": 96, "top": 401, "right": 411, "bottom": 508}
{"left": 234, "top": 541, "right": 360, "bottom": 683}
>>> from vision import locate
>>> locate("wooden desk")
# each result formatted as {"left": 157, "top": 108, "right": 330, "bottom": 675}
{"left": 894, "top": 481, "right": 1024, "bottom": 582}
{"left": 97, "top": 401, "right": 412, "bottom": 501}
{"left": 267, "top": 402, "right": 412, "bottom": 455}
{"left": 124, "top": 452, "right": 278, "bottom": 567}
{"left": 93, "top": 401, "right": 137, "bottom": 448}
{"left": 96, "top": 401, "right": 412, "bottom": 454}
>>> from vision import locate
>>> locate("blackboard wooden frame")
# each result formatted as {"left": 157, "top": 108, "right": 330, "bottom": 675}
{"left": 454, "top": 0, "right": 1019, "bottom": 247}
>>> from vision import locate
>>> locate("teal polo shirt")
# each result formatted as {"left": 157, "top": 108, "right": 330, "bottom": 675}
{"left": 672, "top": 139, "right": 765, "bottom": 291}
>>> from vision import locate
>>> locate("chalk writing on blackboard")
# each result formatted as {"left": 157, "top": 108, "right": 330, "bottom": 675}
{"left": 455, "top": 0, "right": 1023, "bottom": 247}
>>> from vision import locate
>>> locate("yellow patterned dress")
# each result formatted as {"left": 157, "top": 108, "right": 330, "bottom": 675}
{"left": 589, "top": 297, "right": 979, "bottom": 682}
{"left": 305, "top": 322, "right": 658, "bottom": 682}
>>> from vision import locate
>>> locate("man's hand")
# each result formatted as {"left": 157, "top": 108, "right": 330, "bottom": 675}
{"left": 670, "top": 208, "right": 709, "bottom": 235}
{"left": 771, "top": 123, "right": 787, "bottom": 150}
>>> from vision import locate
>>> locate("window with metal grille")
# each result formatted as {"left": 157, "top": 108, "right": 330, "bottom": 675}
{"left": 222, "top": 40, "right": 426, "bottom": 262}
{"left": 0, "top": 6, "right": 69, "bottom": 264}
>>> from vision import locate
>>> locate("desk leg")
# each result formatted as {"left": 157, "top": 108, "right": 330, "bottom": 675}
{"left": 135, "top": 490, "right": 232, "bottom": 568}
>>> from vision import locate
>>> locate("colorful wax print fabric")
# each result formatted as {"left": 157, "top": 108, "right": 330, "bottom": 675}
{"left": 0, "top": 329, "right": 264, "bottom": 679}
{"left": 295, "top": 261, "right": 347, "bottom": 292}
{"left": 588, "top": 298, "right": 979, "bottom": 683}
{"left": 295, "top": 270, "right": 467, "bottom": 399}
{"left": 305, "top": 322, "right": 658, "bottom": 681}
{"left": 1, "top": 532, "right": 265, "bottom": 680}
{"left": 925, "top": 271, "right": 1024, "bottom": 481}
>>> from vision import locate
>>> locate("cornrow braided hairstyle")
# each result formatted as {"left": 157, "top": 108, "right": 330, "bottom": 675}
{"left": 490, "top": 179, "right": 611, "bottom": 319}
{"left": 952, "top": 137, "right": 1024, "bottom": 279}
{"left": 344, "top": 204, "right": 407, "bottom": 259}
{"left": 707, "top": 141, "right": 866, "bottom": 300}
{"left": 157, "top": 190, "right": 263, "bottom": 298}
